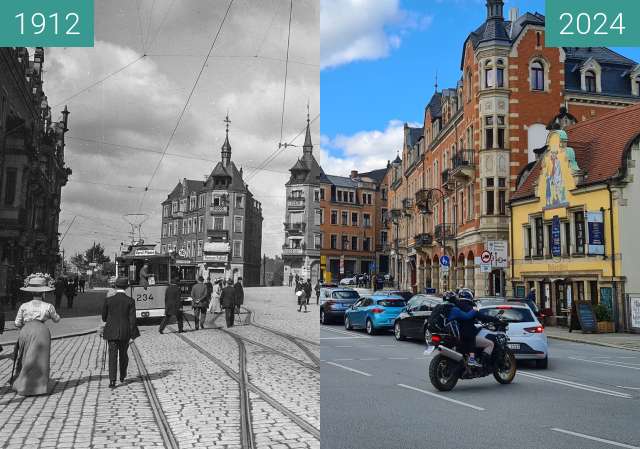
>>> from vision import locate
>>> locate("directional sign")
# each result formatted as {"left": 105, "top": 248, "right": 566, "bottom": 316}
{"left": 487, "top": 240, "right": 508, "bottom": 268}
{"left": 439, "top": 255, "right": 450, "bottom": 267}
{"left": 480, "top": 250, "right": 492, "bottom": 264}
{"left": 480, "top": 263, "right": 492, "bottom": 273}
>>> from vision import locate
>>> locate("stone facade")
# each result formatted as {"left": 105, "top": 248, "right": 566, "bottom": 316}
{"left": 387, "top": 0, "right": 640, "bottom": 295}
{"left": 282, "top": 114, "right": 322, "bottom": 285}
{"left": 0, "top": 47, "right": 71, "bottom": 300}
{"left": 160, "top": 119, "right": 263, "bottom": 286}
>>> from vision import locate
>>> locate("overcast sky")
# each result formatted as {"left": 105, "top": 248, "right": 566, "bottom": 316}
{"left": 45, "top": 0, "right": 319, "bottom": 260}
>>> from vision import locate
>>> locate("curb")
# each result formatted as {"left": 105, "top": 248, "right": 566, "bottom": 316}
{"left": 548, "top": 335, "right": 640, "bottom": 353}
{"left": 1, "top": 328, "right": 98, "bottom": 347}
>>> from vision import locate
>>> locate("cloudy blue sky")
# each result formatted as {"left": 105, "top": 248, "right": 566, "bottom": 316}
{"left": 321, "top": 0, "right": 640, "bottom": 174}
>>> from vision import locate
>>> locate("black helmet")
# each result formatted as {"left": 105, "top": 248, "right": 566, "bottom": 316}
{"left": 458, "top": 289, "right": 474, "bottom": 301}
{"left": 442, "top": 291, "right": 458, "bottom": 303}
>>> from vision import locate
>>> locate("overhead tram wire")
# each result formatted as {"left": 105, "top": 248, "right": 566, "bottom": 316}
{"left": 137, "top": 0, "right": 236, "bottom": 212}
{"left": 145, "top": 54, "right": 318, "bottom": 67}
{"left": 278, "top": 0, "right": 294, "bottom": 146}
{"left": 59, "top": 216, "right": 78, "bottom": 244}
{"left": 135, "top": 0, "right": 147, "bottom": 54}
{"left": 145, "top": 0, "right": 177, "bottom": 53}
{"left": 143, "top": 0, "right": 157, "bottom": 51}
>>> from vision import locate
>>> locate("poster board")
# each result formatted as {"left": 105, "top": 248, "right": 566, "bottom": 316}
{"left": 630, "top": 296, "right": 640, "bottom": 329}
{"left": 515, "top": 286, "right": 526, "bottom": 298}
{"left": 599, "top": 287, "right": 612, "bottom": 311}
{"left": 576, "top": 301, "right": 598, "bottom": 333}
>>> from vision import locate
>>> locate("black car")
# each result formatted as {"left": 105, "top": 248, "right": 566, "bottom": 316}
{"left": 393, "top": 294, "right": 443, "bottom": 341}
{"left": 320, "top": 288, "right": 360, "bottom": 324}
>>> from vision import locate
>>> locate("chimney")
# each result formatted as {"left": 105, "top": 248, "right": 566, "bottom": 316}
{"left": 509, "top": 7, "right": 519, "bottom": 23}
{"left": 350, "top": 170, "right": 358, "bottom": 179}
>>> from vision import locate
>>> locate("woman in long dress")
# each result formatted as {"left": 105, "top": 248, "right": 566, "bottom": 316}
{"left": 12, "top": 274, "right": 61, "bottom": 396}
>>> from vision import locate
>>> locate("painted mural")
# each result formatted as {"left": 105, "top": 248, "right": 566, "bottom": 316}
{"left": 541, "top": 130, "right": 578, "bottom": 210}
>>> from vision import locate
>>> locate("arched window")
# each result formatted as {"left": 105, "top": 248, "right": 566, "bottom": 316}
{"left": 484, "top": 60, "right": 494, "bottom": 88}
{"left": 531, "top": 61, "right": 544, "bottom": 91}
{"left": 585, "top": 70, "right": 596, "bottom": 92}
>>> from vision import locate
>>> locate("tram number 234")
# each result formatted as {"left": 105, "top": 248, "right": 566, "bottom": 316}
{"left": 136, "top": 293, "right": 154, "bottom": 302}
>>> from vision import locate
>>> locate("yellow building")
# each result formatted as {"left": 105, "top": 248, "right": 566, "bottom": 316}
{"left": 509, "top": 104, "right": 640, "bottom": 330}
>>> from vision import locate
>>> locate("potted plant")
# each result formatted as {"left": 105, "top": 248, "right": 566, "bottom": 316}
{"left": 593, "top": 304, "right": 614, "bottom": 333}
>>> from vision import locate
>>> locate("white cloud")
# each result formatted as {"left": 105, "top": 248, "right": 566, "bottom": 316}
{"left": 321, "top": 0, "right": 432, "bottom": 69}
{"left": 320, "top": 119, "right": 420, "bottom": 176}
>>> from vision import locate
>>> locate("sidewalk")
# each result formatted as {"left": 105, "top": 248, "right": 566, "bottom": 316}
{"left": 546, "top": 326, "right": 640, "bottom": 352}
{"left": 0, "top": 315, "right": 101, "bottom": 345}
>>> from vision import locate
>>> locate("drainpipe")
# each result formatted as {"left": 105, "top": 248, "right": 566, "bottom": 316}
{"left": 607, "top": 182, "right": 619, "bottom": 331}
{"left": 509, "top": 202, "right": 515, "bottom": 296}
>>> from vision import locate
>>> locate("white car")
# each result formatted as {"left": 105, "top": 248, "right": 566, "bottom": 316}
{"left": 339, "top": 277, "right": 356, "bottom": 286}
{"left": 478, "top": 301, "right": 549, "bottom": 369}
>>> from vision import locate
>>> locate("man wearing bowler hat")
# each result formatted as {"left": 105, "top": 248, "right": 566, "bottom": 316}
{"left": 102, "top": 277, "right": 139, "bottom": 388}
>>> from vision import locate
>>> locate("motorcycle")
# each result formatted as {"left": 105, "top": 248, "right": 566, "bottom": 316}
{"left": 426, "top": 318, "right": 516, "bottom": 391}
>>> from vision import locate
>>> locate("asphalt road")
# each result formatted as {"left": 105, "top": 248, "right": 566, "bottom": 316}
{"left": 321, "top": 324, "right": 640, "bottom": 449}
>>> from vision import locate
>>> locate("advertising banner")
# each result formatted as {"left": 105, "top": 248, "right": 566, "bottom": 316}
{"left": 587, "top": 212, "right": 605, "bottom": 255}
{"left": 631, "top": 297, "right": 640, "bottom": 329}
{"left": 551, "top": 216, "right": 561, "bottom": 257}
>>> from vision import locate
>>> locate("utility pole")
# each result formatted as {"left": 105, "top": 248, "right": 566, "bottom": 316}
{"left": 262, "top": 254, "right": 266, "bottom": 286}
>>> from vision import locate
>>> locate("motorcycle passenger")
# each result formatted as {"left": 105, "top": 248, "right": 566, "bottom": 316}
{"left": 447, "top": 291, "right": 494, "bottom": 368}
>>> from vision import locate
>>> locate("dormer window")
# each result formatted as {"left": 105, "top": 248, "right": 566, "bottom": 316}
{"left": 633, "top": 74, "right": 640, "bottom": 97}
{"left": 585, "top": 70, "right": 596, "bottom": 92}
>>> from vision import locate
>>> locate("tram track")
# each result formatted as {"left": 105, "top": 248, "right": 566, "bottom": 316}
{"left": 172, "top": 327, "right": 320, "bottom": 442}
{"left": 130, "top": 341, "right": 179, "bottom": 449}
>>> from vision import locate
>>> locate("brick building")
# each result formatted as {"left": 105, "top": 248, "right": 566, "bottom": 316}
{"left": 320, "top": 169, "right": 386, "bottom": 282}
{"left": 160, "top": 118, "right": 263, "bottom": 286}
{"left": 387, "top": 0, "right": 640, "bottom": 295}
{"left": 282, "top": 112, "right": 322, "bottom": 284}
{"left": 0, "top": 47, "right": 71, "bottom": 300}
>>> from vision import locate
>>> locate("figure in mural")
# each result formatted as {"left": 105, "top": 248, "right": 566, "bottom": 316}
{"left": 545, "top": 148, "right": 567, "bottom": 209}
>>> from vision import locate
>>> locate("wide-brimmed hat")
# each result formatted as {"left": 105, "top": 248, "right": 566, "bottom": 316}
{"left": 21, "top": 273, "right": 55, "bottom": 292}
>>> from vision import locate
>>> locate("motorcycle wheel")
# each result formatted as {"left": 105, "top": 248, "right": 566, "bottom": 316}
{"left": 493, "top": 350, "right": 517, "bottom": 384}
{"left": 429, "top": 354, "right": 460, "bottom": 391}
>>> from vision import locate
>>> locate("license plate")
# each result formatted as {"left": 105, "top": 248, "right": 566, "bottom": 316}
{"left": 508, "top": 343, "right": 520, "bottom": 350}
{"left": 424, "top": 346, "right": 435, "bottom": 355}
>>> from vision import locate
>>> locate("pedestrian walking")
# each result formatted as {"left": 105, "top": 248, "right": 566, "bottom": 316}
{"left": 295, "top": 274, "right": 300, "bottom": 288}
{"left": 220, "top": 279, "right": 236, "bottom": 327}
{"left": 315, "top": 280, "right": 320, "bottom": 305}
{"left": 12, "top": 274, "right": 61, "bottom": 396}
{"left": 190, "top": 276, "right": 209, "bottom": 330}
{"left": 304, "top": 280, "right": 312, "bottom": 306}
{"left": 102, "top": 277, "right": 139, "bottom": 388}
{"left": 159, "top": 276, "right": 184, "bottom": 334}
{"left": 288, "top": 273, "right": 293, "bottom": 287}
{"left": 79, "top": 278, "right": 86, "bottom": 293}
{"left": 0, "top": 308, "right": 5, "bottom": 354}
{"left": 297, "top": 289, "right": 308, "bottom": 312}
{"left": 234, "top": 277, "right": 244, "bottom": 316}
{"left": 65, "top": 277, "right": 76, "bottom": 309}
{"left": 54, "top": 276, "right": 65, "bottom": 309}
{"left": 568, "top": 300, "right": 581, "bottom": 333}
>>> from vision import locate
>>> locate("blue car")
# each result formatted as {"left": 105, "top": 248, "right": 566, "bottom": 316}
{"left": 344, "top": 294, "right": 407, "bottom": 335}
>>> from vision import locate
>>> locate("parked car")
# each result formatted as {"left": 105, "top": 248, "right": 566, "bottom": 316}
{"left": 320, "top": 288, "right": 360, "bottom": 324}
{"left": 344, "top": 293, "right": 407, "bottom": 335}
{"left": 478, "top": 300, "right": 549, "bottom": 368}
{"left": 374, "top": 289, "right": 413, "bottom": 301}
{"left": 393, "top": 294, "right": 443, "bottom": 341}
{"left": 477, "top": 296, "right": 543, "bottom": 319}
{"left": 339, "top": 277, "right": 356, "bottom": 286}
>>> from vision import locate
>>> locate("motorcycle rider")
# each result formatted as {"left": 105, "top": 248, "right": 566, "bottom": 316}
{"left": 446, "top": 290, "right": 496, "bottom": 368}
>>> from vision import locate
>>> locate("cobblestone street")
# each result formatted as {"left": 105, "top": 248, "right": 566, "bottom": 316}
{"left": 0, "top": 287, "right": 319, "bottom": 448}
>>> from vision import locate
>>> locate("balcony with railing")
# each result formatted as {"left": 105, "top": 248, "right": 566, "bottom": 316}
{"left": 287, "top": 196, "right": 305, "bottom": 209}
{"left": 434, "top": 223, "right": 455, "bottom": 242}
{"left": 210, "top": 205, "right": 229, "bottom": 215}
{"left": 284, "top": 222, "right": 306, "bottom": 234}
{"left": 414, "top": 233, "right": 433, "bottom": 247}
{"left": 450, "top": 149, "right": 475, "bottom": 179}
{"left": 282, "top": 242, "right": 306, "bottom": 256}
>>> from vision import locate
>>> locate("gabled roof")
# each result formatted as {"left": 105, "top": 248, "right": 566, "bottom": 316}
{"left": 563, "top": 47, "right": 636, "bottom": 66}
{"left": 321, "top": 174, "right": 358, "bottom": 189}
{"left": 359, "top": 168, "right": 388, "bottom": 184}
{"left": 512, "top": 103, "right": 640, "bottom": 202}
{"left": 406, "top": 126, "right": 423, "bottom": 147}
{"left": 165, "top": 179, "right": 205, "bottom": 201}
{"left": 425, "top": 92, "right": 442, "bottom": 120}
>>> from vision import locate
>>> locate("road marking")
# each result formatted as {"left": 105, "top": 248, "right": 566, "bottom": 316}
{"left": 334, "top": 345, "right": 353, "bottom": 348}
{"left": 617, "top": 386, "right": 640, "bottom": 390}
{"left": 520, "top": 372, "right": 632, "bottom": 398}
{"left": 322, "top": 327, "right": 369, "bottom": 337}
{"left": 551, "top": 428, "right": 640, "bottom": 449}
{"left": 378, "top": 345, "right": 396, "bottom": 347}
{"left": 397, "top": 384, "right": 485, "bottom": 411}
{"left": 324, "top": 361, "right": 372, "bottom": 377}
{"left": 568, "top": 356, "right": 640, "bottom": 370}
{"left": 334, "top": 358, "right": 354, "bottom": 361}
{"left": 388, "top": 357, "right": 409, "bottom": 360}
{"left": 320, "top": 336, "right": 369, "bottom": 340}
{"left": 360, "top": 358, "right": 380, "bottom": 361}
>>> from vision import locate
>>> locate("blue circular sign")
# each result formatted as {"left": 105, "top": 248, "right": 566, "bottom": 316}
{"left": 439, "top": 255, "right": 450, "bottom": 267}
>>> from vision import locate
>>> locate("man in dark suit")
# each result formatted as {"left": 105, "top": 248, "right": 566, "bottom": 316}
{"left": 159, "top": 276, "right": 184, "bottom": 334}
{"left": 102, "top": 277, "right": 139, "bottom": 388}
{"left": 54, "top": 277, "right": 66, "bottom": 309}
{"left": 220, "top": 279, "right": 236, "bottom": 328}
{"left": 233, "top": 277, "right": 244, "bottom": 316}
{"left": 66, "top": 277, "right": 77, "bottom": 309}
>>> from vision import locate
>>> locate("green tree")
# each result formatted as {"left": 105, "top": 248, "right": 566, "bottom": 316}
{"left": 85, "top": 242, "right": 111, "bottom": 265}
{"left": 69, "top": 252, "right": 87, "bottom": 273}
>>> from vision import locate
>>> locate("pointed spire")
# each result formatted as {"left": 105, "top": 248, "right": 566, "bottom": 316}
{"left": 221, "top": 113, "right": 232, "bottom": 167}
{"left": 303, "top": 103, "right": 313, "bottom": 157}
{"left": 434, "top": 71, "right": 438, "bottom": 92}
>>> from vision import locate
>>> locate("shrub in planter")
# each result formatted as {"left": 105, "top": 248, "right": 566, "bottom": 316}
{"left": 593, "top": 304, "right": 612, "bottom": 322}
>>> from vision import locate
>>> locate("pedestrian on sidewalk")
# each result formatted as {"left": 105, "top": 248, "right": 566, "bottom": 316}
{"left": 315, "top": 280, "right": 320, "bottom": 305}
{"left": 234, "top": 277, "right": 244, "bottom": 316}
{"left": 297, "top": 289, "right": 308, "bottom": 312}
{"left": 0, "top": 308, "right": 5, "bottom": 354}
{"left": 79, "top": 278, "right": 86, "bottom": 293}
{"left": 288, "top": 273, "right": 293, "bottom": 287}
{"left": 102, "top": 277, "right": 139, "bottom": 388}
{"left": 221, "top": 279, "right": 236, "bottom": 328}
{"left": 304, "top": 279, "right": 312, "bottom": 306}
{"left": 568, "top": 301, "right": 581, "bottom": 333}
{"left": 54, "top": 276, "right": 65, "bottom": 309}
{"left": 65, "top": 277, "right": 76, "bottom": 309}
{"left": 190, "top": 276, "right": 209, "bottom": 330}
{"left": 159, "top": 276, "right": 184, "bottom": 334}
{"left": 12, "top": 274, "right": 61, "bottom": 396}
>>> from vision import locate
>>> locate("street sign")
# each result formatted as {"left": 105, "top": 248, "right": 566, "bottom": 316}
{"left": 134, "top": 249, "right": 156, "bottom": 256}
{"left": 487, "top": 240, "right": 508, "bottom": 268}
{"left": 480, "top": 263, "right": 491, "bottom": 273}
{"left": 480, "top": 250, "right": 492, "bottom": 264}
{"left": 369, "top": 262, "right": 376, "bottom": 272}
{"left": 178, "top": 248, "right": 187, "bottom": 257}
{"left": 439, "top": 255, "right": 450, "bottom": 272}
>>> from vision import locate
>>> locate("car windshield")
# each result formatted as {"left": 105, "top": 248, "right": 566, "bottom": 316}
{"left": 483, "top": 307, "right": 535, "bottom": 323}
{"left": 376, "top": 299, "right": 406, "bottom": 307}
{"left": 333, "top": 291, "right": 359, "bottom": 300}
